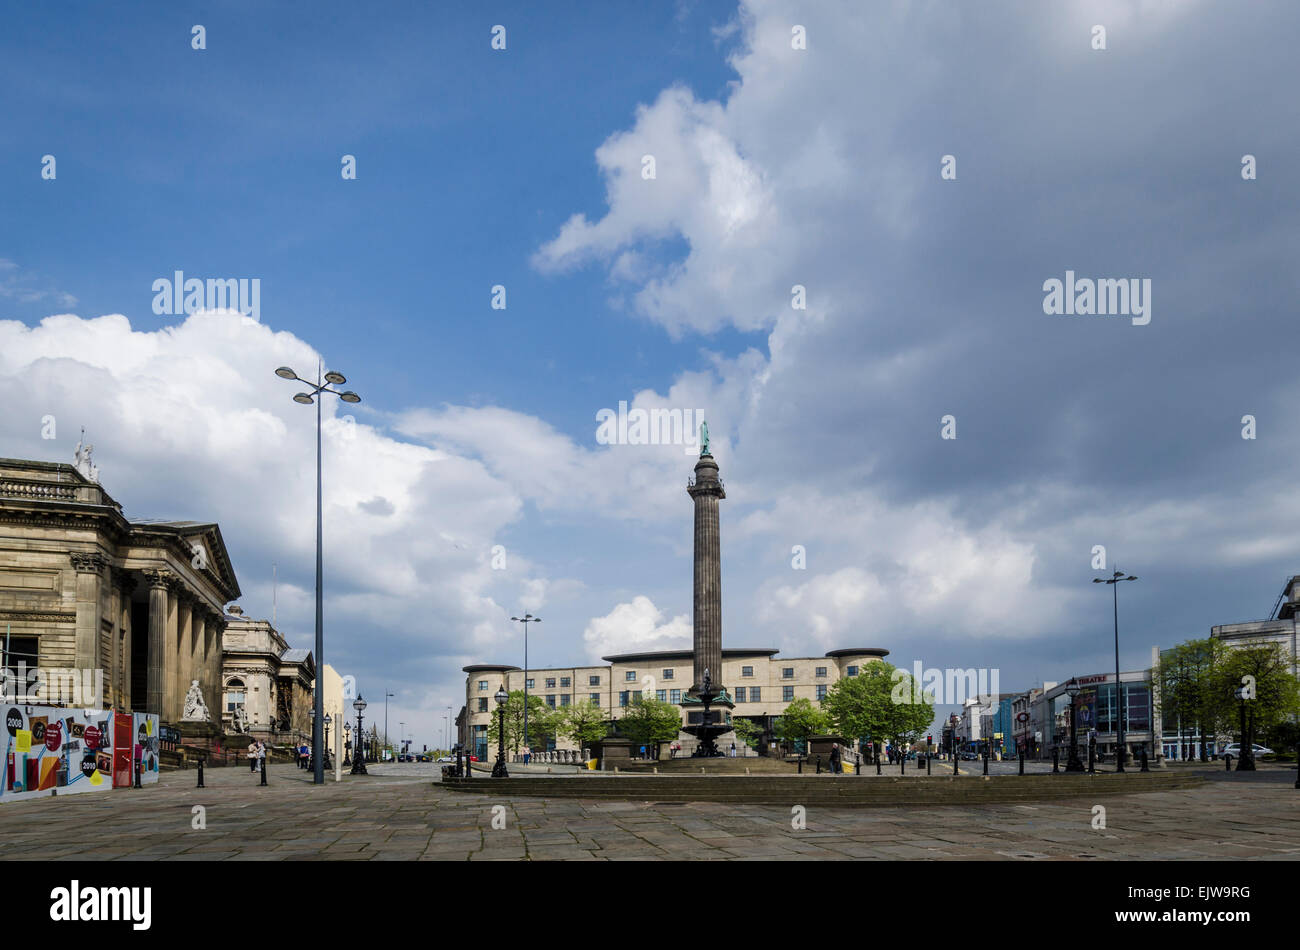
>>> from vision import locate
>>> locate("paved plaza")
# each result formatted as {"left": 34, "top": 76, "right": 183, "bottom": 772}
{"left": 0, "top": 762, "right": 1296, "bottom": 861}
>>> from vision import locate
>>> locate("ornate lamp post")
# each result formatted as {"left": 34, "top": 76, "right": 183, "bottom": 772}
{"left": 492, "top": 686, "right": 510, "bottom": 777}
{"left": 1234, "top": 686, "right": 1256, "bottom": 771}
{"left": 275, "top": 363, "right": 362, "bottom": 785}
{"left": 350, "top": 695, "right": 368, "bottom": 775}
{"left": 1094, "top": 569, "right": 1137, "bottom": 771}
{"left": 1065, "top": 680, "right": 1085, "bottom": 772}
{"left": 323, "top": 713, "right": 332, "bottom": 769}
{"left": 343, "top": 722, "right": 352, "bottom": 766}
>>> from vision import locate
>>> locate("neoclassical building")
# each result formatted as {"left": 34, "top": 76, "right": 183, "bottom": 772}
{"left": 219, "top": 606, "right": 317, "bottom": 742}
{"left": 460, "top": 646, "right": 889, "bottom": 760}
{"left": 0, "top": 457, "right": 239, "bottom": 723}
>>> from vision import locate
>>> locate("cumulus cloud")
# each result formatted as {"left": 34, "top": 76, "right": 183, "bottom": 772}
{"left": 582, "top": 596, "right": 692, "bottom": 662}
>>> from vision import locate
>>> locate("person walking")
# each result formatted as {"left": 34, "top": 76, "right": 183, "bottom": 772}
{"left": 830, "top": 742, "right": 843, "bottom": 775}
{"left": 522, "top": 744, "right": 530, "bottom": 766}
{"left": 247, "top": 740, "right": 258, "bottom": 772}
{"left": 729, "top": 742, "right": 736, "bottom": 758}
{"left": 255, "top": 739, "right": 267, "bottom": 778}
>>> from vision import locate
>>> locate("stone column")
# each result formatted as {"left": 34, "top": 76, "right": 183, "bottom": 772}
{"left": 115, "top": 572, "right": 136, "bottom": 712}
{"left": 143, "top": 570, "right": 173, "bottom": 719}
{"left": 175, "top": 593, "right": 193, "bottom": 717}
{"left": 687, "top": 453, "right": 725, "bottom": 696}
{"left": 70, "top": 553, "right": 106, "bottom": 681}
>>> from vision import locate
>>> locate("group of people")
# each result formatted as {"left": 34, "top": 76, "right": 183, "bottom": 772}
{"left": 246, "top": 739, "right": 266, "bottom": 772}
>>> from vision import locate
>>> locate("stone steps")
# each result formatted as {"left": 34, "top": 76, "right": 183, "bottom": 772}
{"left": 441, "top": 772, "right": 1203, "bottom": 805}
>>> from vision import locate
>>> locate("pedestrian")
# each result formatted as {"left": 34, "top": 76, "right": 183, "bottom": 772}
{"left": 830, "top": 742, "right": 842, "bottom": 775}
{"left": 729, "top": 742, "right": 736, "bottom": 758}
{"left": 255, "top": 739, "right": 267, "bottom": 776}
{"left": 523, "top": 745, "right": 530, "bottom": 765}
{"left": 248, "top": 740, "right": 258, "bottom": 772}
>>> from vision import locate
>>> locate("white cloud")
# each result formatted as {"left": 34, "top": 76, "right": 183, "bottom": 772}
{"left": 582, "top": 595, "right": 692, "bottom": 662}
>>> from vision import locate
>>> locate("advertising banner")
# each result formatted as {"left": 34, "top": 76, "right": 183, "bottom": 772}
{"left": 133, "top": 713, "right": 159, "bottom": 785}
{"left": 1, "top": 705, "right": 118, "bottom": 804}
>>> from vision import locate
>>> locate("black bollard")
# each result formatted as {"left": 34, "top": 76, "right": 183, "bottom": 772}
{"left": 1140, "top": 744, "right": 1149, "bottom": 772}
{"left": 1087, "top": 741, "right": 1095, "bottom": 774}
{"left": 855, "top": 754, "right": 861, "bottom": 775}
{"left": 926, "top": 753, "right": 931, "bottom": 776}
{"left": 797, "top": 755, "right": 803, "bottom": 774}
{"left": 1225, "top": 754, "right": 1232, "bottom": 772}
{"left": 1052, "top": 748, "right": 1059, "bottom": 773}
{"left": 953, "top": 750, "right": 959, "bottom": 776}
{"left": 876, "top": 751, "right": 882, "bottom": 775}
{"left": 259, "top": 757, "right": 267, "bottom": 786}
{"left": 900, "top": 752, "right": 905, "bottom": 775}
{"left": 197, "top": 756, "right": 205, "bottom": 789}
{"left": 1295, "top": 742, "right": 1299, "bottom": 790}
{"left": 982, "top": 752, "right": 988, "bottom": 776}
{"left": 134, "top": 759, "right": 141, "bottom": 789}
{"left": 1018, "top": 751, "right": 1025, "bottom": 776}
{"left": 816, "top": 755, "right": 822, "bottom": 774}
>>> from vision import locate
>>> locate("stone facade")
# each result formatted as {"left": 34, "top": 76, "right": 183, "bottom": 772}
{"left": 219, "top": 606, "right": 317, "bottom": 743}
{"left": 459, "top": 647, "right": 889, "bottom": 759}
{"left": 0, "top": 458, "right": 238, "bottom": 724}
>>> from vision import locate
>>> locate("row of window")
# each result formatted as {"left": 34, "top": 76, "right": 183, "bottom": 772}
{"left": 477, "top": 683, "right": 837, "bottom": 714}
{"left": 478, "top": 665, "right": 852, "bottom": 696}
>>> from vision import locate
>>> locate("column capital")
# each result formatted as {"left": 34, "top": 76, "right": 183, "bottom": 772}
{"left": 70, "top": 552, "right": 107, "bottom": 573}
{"left": 143, "top": 568, "right": 175, "bottom": 590}
{"left": 113, "top": 570, "right": 138, "bottom": 596}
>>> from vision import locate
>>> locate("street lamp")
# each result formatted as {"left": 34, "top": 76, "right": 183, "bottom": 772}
{"left": 350, "top": 695, "right": 368, "bottom": 775}
{"left": 1065, "top": 679, "right": 1085, "bottom": 772}
{"left": 510, "top": 614, "right": 541, "bottom": 751}
{"left": 276, "top": 363, "right": 361, "bottom": 785}
{"left": 383, "top": 689, "right": 394, "bottom": 761}
{"left": 1094, "top": 568, "right": 1138, "bottom": 771}
{"left": 343, "top": 722, "right": 351, "bottom": 766}
{"left": 324, "top": 713, "right": 332, "bottom": 769}
{"left": 492, "top": 685, "right": 510, "bottom": 777}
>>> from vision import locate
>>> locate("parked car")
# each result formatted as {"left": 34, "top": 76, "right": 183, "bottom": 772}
{"left": 1222, "top": 743, "right": 1273, "bottom": 757}
{"left": 436, "top": 755, "right": 454, "bottom": 763}
{"left": 416, "top": 753, "right": 432, "bottom": 762}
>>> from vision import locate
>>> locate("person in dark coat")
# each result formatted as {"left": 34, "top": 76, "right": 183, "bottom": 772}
{"left": 830, "top": 742, "right": 843, "bottom": 775}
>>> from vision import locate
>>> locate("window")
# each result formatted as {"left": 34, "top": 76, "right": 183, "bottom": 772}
{"left": 560, "top": 677, "right": 570, "bottom": 688}
{"left": 735, "top": 687, "right": 747, "bottom": 703}
{"left": 589, "top": 675, "right": 600, "bottom": 686}
{"left": 846, "top": 666, "right": 858, "bottom": 677}
{"left": 815, "top": 667, "right": 827, "bottom": 677}
{"left": 625, "top": 670, "right": 637, "bottom": 681}
{"left": 742, "top": 666, "right": 754, "bottom": 677}
{"left": 545, "top": 677, "right": 556, "bottom": 689}
{"left": 546, "top": 695, "right": 556, "bottom": 708}
{"left": 816, "top": 684, "right": 827, "bottom": 701}
{"left": 478, "top": 680, "right": 488, "bottom": 691}
{"left": 782, "top": 667, "right": 794, "bottom": 679}
{"left": 749, "top": 687, "right": 761, "bottom": 703}
{"left": 619, "top": 691, "right": 630, "bottom": 707}
{"left": 589, "top": 693, "right": 601, "bottom": 704}
{"left": 656, "top": 690, "right": 667, "bottom": 702}
{"left": 560, "top": 694, "right": 571, "bottom": 707}
{"left": 477, "top": 698, "right": 488, "bottom": 713}
{"left": 783, "top": 686, "right": 794, "bottom": 701}
{"left": 670, "top": 689, "right": 682, "bottom": 704}
{"left": 525, "top": 678, "right": 535, "bottom": 689}
{"left": 663, "top": 668, "right": 674, "bottom": 680}
{"left": 224, "top": 678, "right": 246, "bottom": 712}
{"left": 4, "top": 637, "right": 38, "bottom": 700}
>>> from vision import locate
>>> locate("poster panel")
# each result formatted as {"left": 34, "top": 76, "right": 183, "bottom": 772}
{"left": 112, "top": 711, "right": 133, "bottom": 788}
{"left": 0, "top": 705, "right": 117, "bottom": 804}
{"left": 132, "top": 713, "right": 160, "bottom": 785}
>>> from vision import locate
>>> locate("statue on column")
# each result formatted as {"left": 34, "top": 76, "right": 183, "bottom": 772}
{"left": 182, "top": 679, "right": 211, "bottom": 722}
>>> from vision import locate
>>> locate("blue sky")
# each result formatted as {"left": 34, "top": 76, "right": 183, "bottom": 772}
{"left": 3, "top": 0, "right": 1300, "bottom": 748}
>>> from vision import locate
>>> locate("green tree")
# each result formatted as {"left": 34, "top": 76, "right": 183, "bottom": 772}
{"left": 614, "top": 696, "right": 682, "bottom": 755}
{"left": 1154, "top": 638, "right": 1235, "bottom": 758}
{"left": 1213, "top": 639, "right": 1300, "bottom": 751}
{"left": 486, "top": 690, "right": 549, "bottom": 755}
{"left": 559, "top": 698, "right": 609, "bottom": 750}
{"left": 822, "top": 662, "right": 935, "bottom": 754}
{"left": 773, "top": 697, "right": 830, "bottom": 751}
{"left": 731, "top": 716, "right": 764, "bottom": 751}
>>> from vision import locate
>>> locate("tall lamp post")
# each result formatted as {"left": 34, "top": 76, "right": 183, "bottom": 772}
{"left": 383, "top": 689, "right": 395, "bottom": 761}
{"left": 323, "top": 713, "right": 332, "bottom": 769}
{"left": 350, "top": 695, "right": 368, "bottom": 775}
{"left": 1065, "top": 679, "right": 1085, "bottom": 772}
{"left": 510, "top": 614, "right": 541, "bottom": 751}
{"left": 1094, "top": 568, "right": 1137, "bottom": 772}
{"left": 492, "top": 685, "right": 510, "bottom": 777}
{"left": 343, "top": 723, "right": 351, "bottom": 766}
{"left": 1234, "top": 686, "right": 1256, "bottom": 771}
{"left": 275, "top": 363, "right": 362, "bottom": 785}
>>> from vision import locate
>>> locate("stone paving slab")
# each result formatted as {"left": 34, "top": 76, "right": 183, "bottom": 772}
{"left": 0, "top": 762, "right": 1295, "bottom": 861}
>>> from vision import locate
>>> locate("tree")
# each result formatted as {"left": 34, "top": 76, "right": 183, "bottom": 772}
{"left": 822, "top": 662, "right": 935, "bottom": 754}
{"left": 559, "top": 699, "right": 609, "bottom": 750}
{"left": 1213, "top": 639, "right": 1300, "bottom": 752}
{"left": 1155, "top": 638, "right": 1235, "bottom": 758}
{"left": 773, "top": 697, "right": 830, "bottom": 752}
{"left": 731, "top": 716, "right": 764, "bottom": 752}
{"left": 614, "top": 696, "right": 682, "bottom": 754}
{"left": 486, "top": 690, "right": 548, "bottom": 755}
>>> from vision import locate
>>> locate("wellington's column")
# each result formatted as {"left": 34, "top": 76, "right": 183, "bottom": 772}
{"left": 687, "top": 431, "right": 725, "bottom": 698}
